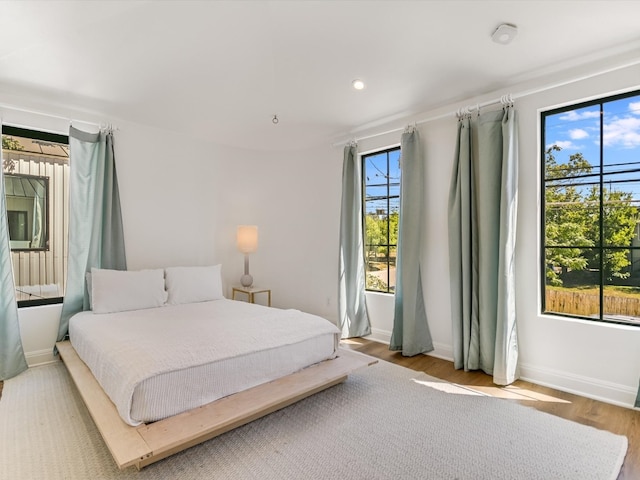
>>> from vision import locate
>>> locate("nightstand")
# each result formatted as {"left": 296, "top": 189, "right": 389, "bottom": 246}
{"left": 231, "top": 286, "right": 272, "bottom": 307}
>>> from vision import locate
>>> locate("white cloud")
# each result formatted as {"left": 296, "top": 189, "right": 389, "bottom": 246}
{"left": 547, "top": 140, "right": 576, "bottom": 150}
{"left": 603, "top": 116, "right": 640, "bottom": 148}
{"left": 629, "top": 101, "right": 640, "bottom": 115}
{"left": 559, "top": 110, "right": 600, "bottom": 121}
{"left": 569, "top": 128, "right": 589, "bottom": 140}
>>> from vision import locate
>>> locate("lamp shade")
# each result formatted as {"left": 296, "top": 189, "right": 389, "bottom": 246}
{"left": 237, "top": 225, "right": 258, "bottom": 254}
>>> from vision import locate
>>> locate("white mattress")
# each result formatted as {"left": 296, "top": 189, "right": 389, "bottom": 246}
{"left": 69, "top": 299, "right": 340, "bottom": 426}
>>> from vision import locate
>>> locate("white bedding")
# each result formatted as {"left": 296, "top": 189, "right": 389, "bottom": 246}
{"left": 69, "top": 299, "right": 340, "bottom": 426}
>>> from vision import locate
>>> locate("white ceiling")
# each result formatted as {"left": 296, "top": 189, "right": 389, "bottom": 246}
{"left": 1, "top": 1, "right": 640, "bottom": 151}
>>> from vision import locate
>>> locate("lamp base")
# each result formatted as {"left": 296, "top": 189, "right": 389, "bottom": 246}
{"left": 240, "top": 274, "right": 253, "bottom": 288}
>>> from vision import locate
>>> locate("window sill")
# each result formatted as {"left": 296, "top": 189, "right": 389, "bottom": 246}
{"left": 18, "top": 297, "right": 63, "bottom": 308}
{"left": 539, "top": 312, "right": 640, "bottom": 330}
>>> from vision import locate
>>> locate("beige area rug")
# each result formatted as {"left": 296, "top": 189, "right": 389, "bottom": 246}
{"left": 0, "top": 359, "right": 628, "bottom": 480}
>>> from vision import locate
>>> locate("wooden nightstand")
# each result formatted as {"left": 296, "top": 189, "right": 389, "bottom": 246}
{"left": 231, "top": 286, "right": 272, "bottom": 307}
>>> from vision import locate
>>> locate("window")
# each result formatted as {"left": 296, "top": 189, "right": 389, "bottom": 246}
{"left": 5, "top": 174, "right": 49, "bottom": 250}
{"left": 2, "top": 126, "right": 69, "bottom": 306}
{"left": 541, "top": 89, "right": 640, "bottom": 326}
{"left": 362, "top": 146, "right": 400, "bottom": 293}
{"left": 8, "top": 210, "right": 29, "bottom": 241}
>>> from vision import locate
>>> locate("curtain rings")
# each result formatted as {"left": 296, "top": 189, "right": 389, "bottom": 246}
{"left": 501, "top": 93, "right": 514, "bottom": 108}
{"left": 403, "top": 123, "right": 418, "bottom": 134}
{"left": 456, "top": 106, "right": 474, "bottom": 121}
{"left": 100, "top": 123, "right": 119, "bottom": 135}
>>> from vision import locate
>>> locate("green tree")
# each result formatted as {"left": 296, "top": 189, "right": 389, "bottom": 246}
{"left": 2, "top": 135, "right": 23, "bottom": 173}
{"left": 545, "top": 145, "right": 639, "bottom": 285}
{"left": 364, "top": 211, "right": 400, "bottom": 291}
{"left": 388, "top": 211, "right": 398, "bottom": 245}
{"left": 544, "top": 146, "right": 594, "bottom": 285}
{"left": 364, "top": 212, "right": 398, "bottom": 261}
{"left": 2, "top": 136, "right": 22, "bottom": 151}
{"left": 364, "top": 214, "right": 383, "bottom": 264}
{"left": 584, "top": 186, "right": 638, "bottom": 281}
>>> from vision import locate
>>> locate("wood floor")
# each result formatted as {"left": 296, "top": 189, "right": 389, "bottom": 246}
{"left": 343, "top": 337, "right": 639, "bottom": 480}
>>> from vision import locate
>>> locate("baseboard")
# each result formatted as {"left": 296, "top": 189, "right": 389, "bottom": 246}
{"left": 364, "top": 330, "right": 454, "bottom": 361}
{"left": 367, "top": 327, "right": 391, "bottom": 344}
{"left": 362, "top": 332, "right": 637, "bottom": 408}
{"left": 25, "top": 348, "right": 57, "bottom": 367}
{"left": 519, "top": 362, "right": 638, "bottom": 409}
{"left": 428, "top": 342, "right": 454, "bottom": 362}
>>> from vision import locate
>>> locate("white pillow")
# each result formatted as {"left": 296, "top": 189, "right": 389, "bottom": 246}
{"left": 165, "top": 265, "right": 224, "bottom": 305}
{"left": 91, "top": 268, "right": 167, "bottom": 314}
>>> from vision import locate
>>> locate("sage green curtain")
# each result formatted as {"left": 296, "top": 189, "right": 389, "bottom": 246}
{"left": 338, "top": 144, "right": 371, "bottom": 338}
{"left": 58, "top": 127, "right": 126, "bottom": 340}
{"left": 0, "top": 141, "right": 28, "bottom": 380}
{"left": 635, "top": 380, "right": 640, "bottom": 408}
{"left": 448, "top": 106, "right": 519, "bottom": 385}
{"left": 390, "top": 127, "right": 433, "bottom": 356}
{"left": 448, "top": 115, "right": 477, "bottom": 370}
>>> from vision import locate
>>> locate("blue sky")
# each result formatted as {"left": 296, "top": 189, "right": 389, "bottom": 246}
{"left": 364, "top": 148, "right": 401, "bottom": 215}
{"left": 545, "top": 92, "right": 640, "bottom": 198}
{"left": 364, "top": 93, "right": 640, "bottom": 212}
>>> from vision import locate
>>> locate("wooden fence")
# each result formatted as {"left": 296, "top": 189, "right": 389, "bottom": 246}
{"left": 545, "top": 289, "right": 640, "bottom": 318}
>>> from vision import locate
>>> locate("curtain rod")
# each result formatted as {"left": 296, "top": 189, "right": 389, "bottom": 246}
{"left": 337, "top": 94, "right": 513, "bottom": 147}
{"left": 0, "top": 101, "right": 105, "bottom": 130}
{"left": 334, "top": 55, "right": 640, "bottom": 148}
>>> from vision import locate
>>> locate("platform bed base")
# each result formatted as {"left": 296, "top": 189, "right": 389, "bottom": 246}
{"left": 55, "top": 341, "right": 376, "bottom": 470}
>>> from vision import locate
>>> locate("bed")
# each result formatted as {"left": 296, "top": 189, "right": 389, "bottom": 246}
{"left": 56, "top": 266, "right": 375, "bottom": 470}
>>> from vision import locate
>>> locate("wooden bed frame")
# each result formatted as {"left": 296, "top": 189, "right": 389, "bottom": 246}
{"left": 56, "top": 340, "right": 376, "bottom": 470}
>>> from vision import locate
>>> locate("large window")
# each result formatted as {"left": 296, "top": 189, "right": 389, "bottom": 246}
{"left": 2, "top": 126, "right": 69, "bottom": 306}
{"left": 541, "top": 89, "right": 640, "bottom": 326}
{"left": 363, "top": 146, "right": 400, "bottom": 293}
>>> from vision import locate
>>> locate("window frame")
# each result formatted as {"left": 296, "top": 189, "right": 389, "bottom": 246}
{"left": 362, "top": 146, "right": 401, "bottom": 294}
{"left": 540, "top": 88, "right": 640, "bottom": 327}
{"left": 2, "top": 125, "right": 69, "bottom": 308}
{"left": 5, "top": 172, "right": 50, "bottom": 251}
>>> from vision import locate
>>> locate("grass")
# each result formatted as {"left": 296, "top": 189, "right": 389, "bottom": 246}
{"left": 547, "top": 285, "right": 640, "bottom": 298}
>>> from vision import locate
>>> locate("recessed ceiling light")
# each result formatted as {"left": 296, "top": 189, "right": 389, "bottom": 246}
{"left": 491, "top": 23, "right": 517, "bottom": 45}
{"left": 352, "top": 79, "right": 366, "bottom": 90}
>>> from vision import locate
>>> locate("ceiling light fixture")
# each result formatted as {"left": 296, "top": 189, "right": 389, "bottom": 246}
{"left": 272, "top": 114, "right": 279, "bottom": 124}
{"left": 491, "top": 23, "right": 517, "bottom": 45}
{"left": 352, "top": 79, "right": 365, "bottom": 90}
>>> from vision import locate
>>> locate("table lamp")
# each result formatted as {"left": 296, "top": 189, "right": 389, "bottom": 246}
{"left": 237, "top": 225, "right": 258, "bottom": 287}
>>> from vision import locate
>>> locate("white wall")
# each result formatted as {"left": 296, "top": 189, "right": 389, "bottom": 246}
{"left": 342, "top": 60, "right": 640, "bottom": 408}
{"left": 213, "top": 145, "right": 343, "bottom": 321}
{"left": 205, "top": 56, "right": 640, "bottom": 408}
{"left": 114, "top": 121, "right": 224, "bottom": 270}
{"left": 5, "top": 56, "right": 639, "bottom": 408}
{"left": 514, "top": 63, "right": 640, "bottom": 408}
{"left": 5, "top": 95, "right": 343, "bottom": 365}
{"left": 1, "top": 95, "right": 228, "bottom": 366}
{"left": 1, "top": 95, "right": 90, "bottom": 366}
{"left": 18, "top": 304, "right": 62, "bottom": 365}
